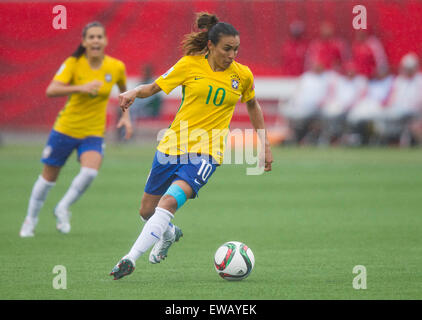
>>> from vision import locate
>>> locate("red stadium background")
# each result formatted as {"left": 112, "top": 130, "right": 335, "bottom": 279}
{"left": 1, "top": 0, "right": 422, "bottom": 130}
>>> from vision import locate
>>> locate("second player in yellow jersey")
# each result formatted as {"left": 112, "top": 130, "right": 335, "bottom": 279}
{"left": 20, "top": 22, "right": 132, "bottom": 238}
{"left": 53, "top": 54, "right": 126, "bottom": 138}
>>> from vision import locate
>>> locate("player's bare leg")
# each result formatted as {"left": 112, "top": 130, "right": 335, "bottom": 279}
{"left": 42, "top": 164, "right": 61, "bottom": 182}
{"left": 139, "top": 192, "right": 162, "bottom": 221}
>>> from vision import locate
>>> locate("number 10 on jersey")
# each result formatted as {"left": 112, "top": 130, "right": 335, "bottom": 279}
{"left": 206, "top": 85, "right": 226, "bottom": 106}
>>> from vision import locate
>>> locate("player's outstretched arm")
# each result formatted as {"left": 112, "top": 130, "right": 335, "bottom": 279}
{"left": 246, "top": 97, "right": 273, "bottom": 172}
{"left": 46, "top": 80, "right": 103, "bottom": 97}
{"left": 119, "top": 82, "right": 162, "bottom": 112}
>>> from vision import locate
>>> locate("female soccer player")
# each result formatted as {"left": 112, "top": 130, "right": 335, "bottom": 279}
{"left": 19, "top": 21, "right": 132, "bottom": 237}
{"left": 110, "top": 13, "right": 273, "bottom": 279}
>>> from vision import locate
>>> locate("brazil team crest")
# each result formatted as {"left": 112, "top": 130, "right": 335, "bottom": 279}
{"left": 105, "top": 74, "right": 112, "bottom": 82}
{"left": 230, "top": 74, "right": 240, "bottom": 90}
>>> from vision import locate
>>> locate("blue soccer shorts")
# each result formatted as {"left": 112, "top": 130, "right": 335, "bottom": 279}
{"left": 144, "top": 151, "right": 218, "bottom": 198}
{"left": 41, "top": 129, "right": 104, "bottom": 167}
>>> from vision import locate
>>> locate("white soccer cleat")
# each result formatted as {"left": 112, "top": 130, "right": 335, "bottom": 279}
{"left": 19, "top": 217, "right": 38, "bottom": 238}
{"left": 110, "top": 256, "right": 136, "bottom": 280}
{"left": 149, "top": 226, "right": 183, "bottom": 264}
{"left": 54, "top": 206, "right": 71, "bottom": 234}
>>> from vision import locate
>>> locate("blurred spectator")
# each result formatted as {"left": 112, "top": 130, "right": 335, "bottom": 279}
{"left": 351, "top": 29, "right": 388, "bottom": 79}
{"left": 281, "top": 59, "right": 332, "bottom": 144}
{"left": 319, "top": 61, "right": 368, "bottom": 145}
{"left": 117, "top": 63, "right": 163, "bottom": 141}
{"left": 409, "top": 115, "right": 422, "bottom": 145}
{"left": 346, "top": 65, "right": 394, "bottom": 145}
{"left": 374, "top": 52, "right": 422, "bottom": 145}
{"left": 305, "top": 21, "right": 349, "bottom": 72}
{"left": 130, "top": 63, "right": 163, "bottom": 119}
{"left": 280, "top": 20, "right": 308, "bottom": 76}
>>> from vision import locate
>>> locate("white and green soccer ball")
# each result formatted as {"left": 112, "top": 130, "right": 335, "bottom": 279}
{"left": 214, "top": 241, "right": 255, "bottom": 281}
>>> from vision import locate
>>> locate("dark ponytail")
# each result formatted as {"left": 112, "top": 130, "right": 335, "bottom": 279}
{"left": 72, "top": 21, "right": 105, "bottom": 58}
{"left": 72, "top": 44, "right": 86, "bottom": 58}
{"left": 181, "top": 12, "right": 219, "bottom": 56}
{"left": 182, "top": 12, "right": 239, "bottom": 56}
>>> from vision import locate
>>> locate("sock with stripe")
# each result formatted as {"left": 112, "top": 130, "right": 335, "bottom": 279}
{"left": 126, "top": 207, "right": 174, "bottom": 262}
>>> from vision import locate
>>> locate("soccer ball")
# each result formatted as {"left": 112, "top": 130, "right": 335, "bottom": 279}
{"left": 214, "top": 241, "right": 255, "bottom": 281}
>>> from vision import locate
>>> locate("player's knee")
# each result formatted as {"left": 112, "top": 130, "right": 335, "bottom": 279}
{"left": 158, "top": 195, "right": 178, "bottom": 212}
{"left": 161, "top": 184, "right": 187, "bottom": 212}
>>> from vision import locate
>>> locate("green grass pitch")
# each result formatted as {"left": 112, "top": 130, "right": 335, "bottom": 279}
{"left": 0, "top": 143, "right": 421, "bottom": 300}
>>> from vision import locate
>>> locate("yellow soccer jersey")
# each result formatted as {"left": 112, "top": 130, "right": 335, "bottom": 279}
{"left": 155, "top": 55, "right": 255, "bottom": 164}
{"left": 52, "top": 54, "right": 126, "bottom": 138}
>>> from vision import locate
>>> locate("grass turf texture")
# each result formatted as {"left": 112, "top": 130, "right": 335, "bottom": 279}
{"left": 0, "top": 144, "right": 421, "bottom": 300}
